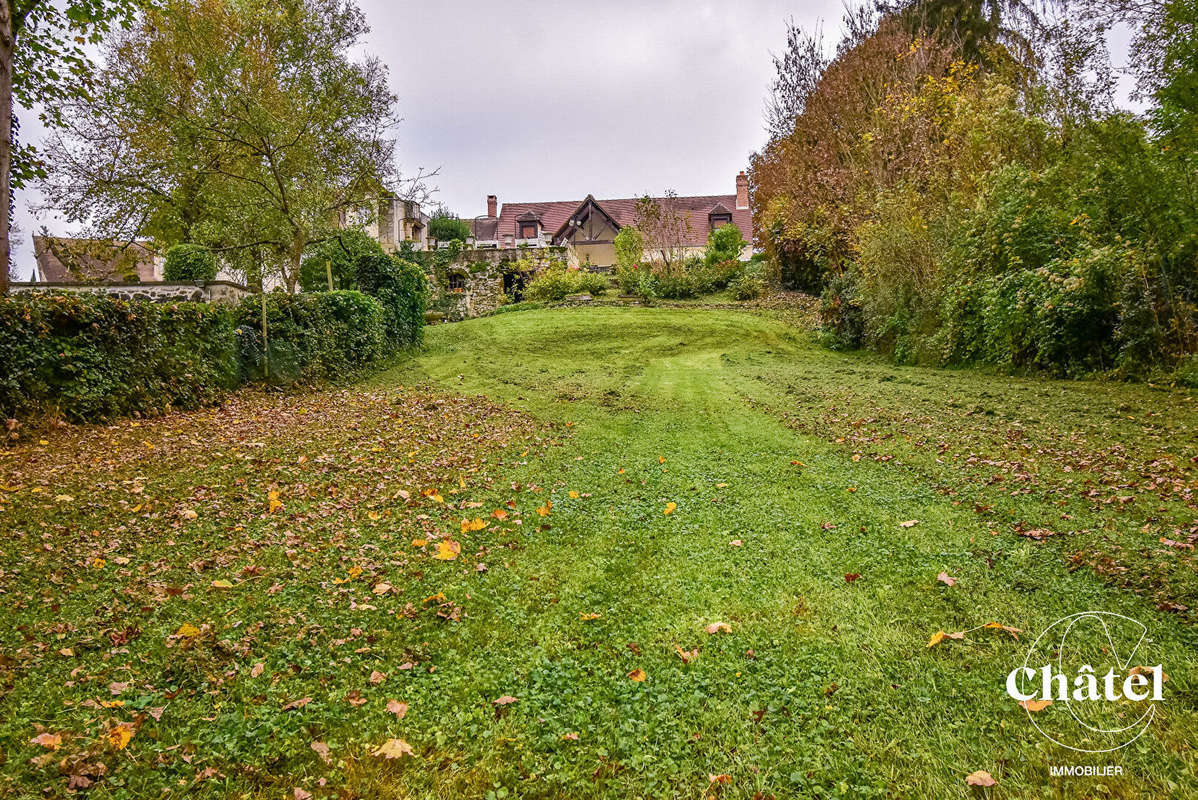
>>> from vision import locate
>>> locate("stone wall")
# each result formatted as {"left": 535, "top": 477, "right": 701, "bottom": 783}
{"left": 11, "top": 281, "right": 252, "bottom": 305}
{"left": 430, "top": 246, "right": 569, "bottom": 320}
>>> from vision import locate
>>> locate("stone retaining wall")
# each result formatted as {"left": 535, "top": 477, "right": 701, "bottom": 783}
{"left": 11, "top": 281, "right": 251, "bottom": 305}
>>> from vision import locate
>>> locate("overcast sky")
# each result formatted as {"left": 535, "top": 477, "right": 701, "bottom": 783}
{"left": 12, "top": 0, "right": 1137, "bottom": 280}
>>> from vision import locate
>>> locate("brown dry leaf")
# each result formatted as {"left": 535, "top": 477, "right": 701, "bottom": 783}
{"left": 562, "top": 732, "right": 579, "bottom": 741}
{"left": 373, "top": 738, "right": 414, "bottom": 759}
{"left": 492, "top": 508, "right": 508, "bottom": 520}
{"left": 310, "top": 740, "right": 331, "bottom": 764}
{"left": 729, "top": 539, "right": 743, "bottom": 547}
{"left": 492, "top": 695, "right": 519, "bottom": 706}
{"left": 30, "top": 732, "right": 62, "bottom": 750}
{"left": 250, "top": 662, "right": 265, "bottom": 678}
{"left": 1129, "top": 666, "right": 1169, "bottom": 682}
{"left": 1020, "top": 699, "right": 1053, "bottom": 712}
{"left": 386, "top": 700, "right": 409, "bottom": 718}
{"left": 372, "top": 582, "right": 392, "bottom": 595}
{"left": 369, "top": 670, "right": 386, "bottom": 685}
{"left": 965, "top": 770, "right": 996, "bottom": 787}
{"left": 674, "top": 645, "right": 699, "bottom": 664}
{"left": 705, "top": 622, "right": 732, "bottom": 635}
{"left": 628, "top": 668, "right": 647, "bottom": 682}
{"left": 708, "top": 773, "right": 731, "bottom": 785}
{"left": 282, "top": 696, "right": 313, "bottom": 711}
{"left": 937, "top": 572, "right": 957, "bottom": 587}
{"left": 294, "top": 789, "right": 312, "bottom": 800}
{"left": 899, "top": 520, "right": 920, "bottom": 528}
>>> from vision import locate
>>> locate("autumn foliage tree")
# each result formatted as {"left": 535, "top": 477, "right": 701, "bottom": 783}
{"left": 40, "top": 0, "right": 399, "bottom": 292}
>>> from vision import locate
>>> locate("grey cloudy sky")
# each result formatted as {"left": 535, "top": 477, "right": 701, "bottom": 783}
{"left": 12, "top": 0, "right": 1137, "bottom": 279}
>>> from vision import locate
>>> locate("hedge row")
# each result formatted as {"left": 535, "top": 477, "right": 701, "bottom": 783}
{"left": 0, "top": 284, "right": 424, "bottom": 423}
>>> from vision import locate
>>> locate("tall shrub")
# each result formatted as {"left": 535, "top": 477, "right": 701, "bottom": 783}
{"left": 163, "top": 244, "right": 218, "bottom": 282}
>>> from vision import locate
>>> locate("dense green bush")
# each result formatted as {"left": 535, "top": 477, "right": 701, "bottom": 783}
{"left": 0, "top": 292, "right": 239, "bottom": 421}
{"left": 163, "top": 244, "right": 218, "bottom": 282}
{"left": 299, "top": 231, "right": 386, "bottom": 292}
{"left": 355, "top": 254, "right": 428, "bottom": 346}
{"left": 428, "top": 211, "right": 471, "bottom": 243}
{"left": 234, "top": 290, "right": 388, "bottom": 384}
{"left": 704, "top": 224, "right": 747, "bottom": 266}
{"left": 526, "top": 267, "right": 609, "bottom": 302}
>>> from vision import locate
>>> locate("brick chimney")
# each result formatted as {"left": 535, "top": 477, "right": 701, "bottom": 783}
{"left": 487, "top": 194, "right": 497, "bottom": 218}
{"left": 735, "top": 171, "right": 749, "bottom": 210}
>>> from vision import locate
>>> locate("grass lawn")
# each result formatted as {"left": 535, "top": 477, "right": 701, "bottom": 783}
{"left": 2, "top": 306, "right": 1196, "bottom": 799}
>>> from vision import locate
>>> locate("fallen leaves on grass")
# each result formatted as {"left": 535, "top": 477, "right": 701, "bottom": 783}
{"left": 965, "top": 770, "right": 996, "bottom": 787}
{"left": 30, "top": 732, "right": 62, "bottom": 750}
{"left": 937, "top": 572, "right": 957, "bottom": 587}
{"left": 664, "top": 502, "right": 677, "bottom": 515}
{"left": 705, "top": 622, "right": 732, "bottom": 635}
{"left": 492, "top": 695, "right": 518, "bottom": 706}
{"left": 373, "top": 739, "right": 414, "bottom": 759}
{"left": 386, "top": 700, "right": 409, "bottom": 718}
{"left": 310, "top": 741, "right": 331, "bottom": 763}
{"left": 628, "top": 669, "right": 647, "bottom": 682}
{"left": 105, "top": 723, "right": 135, "bottom": 751}
{"left": 844, "top": 573, "right": 861, "bottom": 583}
{"left": 674, "top": 645, "right": 699, "bottom": 664}
{"left": 1020, "top": 699, "right": 1052, "bottom": 712}
{"left": 435, "top": 540, "right": 461, "bottom": 561}
{"left": 899, "top": 520, "right": 919, "bottom": 528}
{"left": 927, "top": 630, "right": 966, "bottom": 647}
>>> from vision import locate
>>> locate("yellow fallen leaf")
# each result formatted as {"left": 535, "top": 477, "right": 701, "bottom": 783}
{"left": 1020, "top": 699, "right": 1052, "bottom": 712}
{"left": 664, "top": 502, "right": 677, "bottom": 515}
{"left": 176, "top": 623, "right": 201, "bottom": 638}
{"left": 984, "top": 622, "right": 1022, "bottom": 638}
{"left": 580, "top": 612, "right": 602, "bottom": 621}
{"left": 537, "top": 501, "right": 552, "bottom": 517}
{"left": 461, "top": 517, "right": 488, "bottom": 533}
{"left": 569, "top": 490, "right": 580, "bottom": 499}
{"left": 628, "top": 668, "right": 647, "bottom": 682}
{"left": 436, "top": 540, "right": 461, "bottom": 561}
{"left": 106, "top": 723, "right": 135, "bottom": 751}
{"left": 210, "top": 579, "right": 233, "bottom": 589}
{"left": 373, "top": 738, "right": 414, "bottom": 759}
{"left": 658, "top": 456, "right": 666, "bottom": 464}
{"left": 492, "top": 509, "right": 508, "bottom": 520}
{"left": 927, "top": 630, "right": 965, "bottom": 647}
{"left": 368, "top": 511, "right": 381, "bottom": 521}
{"left": 412, "top": 538, "right": 428, "bottom": 547}
{"left": 347, "top": 566, "right": 363, "bottom": 578}
{"left": 91, "top": 558, "right": 106, "bottom": 569}
{"left": 268, "top": 490, "right": 284, "bottom": 514}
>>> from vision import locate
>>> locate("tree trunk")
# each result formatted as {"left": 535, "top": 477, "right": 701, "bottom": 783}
{"left": 0, "top": 1, "right": 13, "bottom": 294}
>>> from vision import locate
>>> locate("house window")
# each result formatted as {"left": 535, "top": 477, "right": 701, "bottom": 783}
{"left": 519, "top": 222, "right": 538, "bottom": 239}
{"left": 448, "top": 272, "right": 467, "bottom": 292}
{"left": 710, "top": 214, "right": 732, "bottom": 230}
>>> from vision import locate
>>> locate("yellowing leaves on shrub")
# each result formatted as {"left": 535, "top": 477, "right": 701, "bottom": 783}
{"left": 664, "top": 502, "right": 677, "bottom": 515}
{"left": 461, "top": 517, "right": 488, "bottom": 533}
{"left": 106, "top": 723, "right": 135, "bottom": 751}
{"left": 373, "top": 738, "right": 414, "bottom": 759}
{"left": 628, "top": 668, "right": 647, "bottom": 682}
{"left": 436, "top": 540, "right": 461, "bottom": 561}
{"left": 268, "top": 490, "right": 284, "bottom": 514}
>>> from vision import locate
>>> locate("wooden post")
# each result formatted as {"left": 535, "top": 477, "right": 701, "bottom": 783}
{"left": 326, "top": 258, "right": 333, "bottom": 291}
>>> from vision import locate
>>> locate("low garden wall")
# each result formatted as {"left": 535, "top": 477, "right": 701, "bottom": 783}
{"left": 11, "top": 280, "right": 252, "bottom": 305}
{"left": 431, "top": 247, "right": 569, "bottom": 320}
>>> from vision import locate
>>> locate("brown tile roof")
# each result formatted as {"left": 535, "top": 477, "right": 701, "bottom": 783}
{"left": 33, "top": 237, "right": 159, "bottom": 283}
{"left": 495, "top": 194, "right": 751, "bottom": 249}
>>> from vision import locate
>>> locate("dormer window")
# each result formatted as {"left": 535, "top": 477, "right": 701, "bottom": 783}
{"left": 710, "top": 213, "right": 732, "bottom": 230}
{"left": 519, "top": 221, "right": 538, "bottom": 239}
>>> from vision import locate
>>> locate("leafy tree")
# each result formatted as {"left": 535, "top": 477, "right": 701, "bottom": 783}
{"left": 428, "top": 206, "right": 470, "bottom": 243}
{"left": 0, "top": 0, "right": 146, "bottom": 292}
{"left": 704, "top": 223, "right": 747, "bottom": 266}
{"left": 881, "top": 0, "right": 1047, "bottom": 64}
{"left": 298, "top": 229, "right": 385, "bottom": 292}
{"left": 40, "top": 0, "right": 400, "bottom": 292}
{"left": 163, "top": 243, "right": 217, "bottom": 281}
{"left": 764, "top": 18, "right": 829, "bottom": 142}
{"left": 613, "top": 226, "right": 643, "bottom": 270}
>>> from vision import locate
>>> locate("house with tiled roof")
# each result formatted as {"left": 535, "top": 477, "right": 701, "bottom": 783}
{"left": 467, "top": 171, "right": 753, "bottom": 267}
{"left": 32, "top": 236, "right": 162, "bottom": 283}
